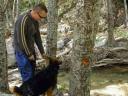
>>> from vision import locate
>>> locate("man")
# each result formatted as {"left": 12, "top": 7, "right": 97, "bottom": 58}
{"left": 14, "top": 3, "right": 48, "bottom": 82}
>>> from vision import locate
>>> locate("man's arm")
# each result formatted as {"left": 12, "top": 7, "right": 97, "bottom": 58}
{"left": 34, "top": 28, "right": 45, "bottom": 56}
{"left": 20, "top": 15, "right": 33, "bottom": 59}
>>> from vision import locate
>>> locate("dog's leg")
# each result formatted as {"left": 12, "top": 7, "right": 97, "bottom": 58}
{"left": 46, "top": 88, "right": 53, "bottom": 96}
{"left": 9, "top": 86, "right": 21, "bottom": 96}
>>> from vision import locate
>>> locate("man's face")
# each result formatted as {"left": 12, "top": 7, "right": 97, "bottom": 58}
{"left": 35, "top": 10, "right": 47, "bottom": 20}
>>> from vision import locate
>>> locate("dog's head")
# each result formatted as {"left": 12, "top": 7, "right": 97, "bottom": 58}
{"left": 46, "top": 57, "right": 62, "bottom": 66}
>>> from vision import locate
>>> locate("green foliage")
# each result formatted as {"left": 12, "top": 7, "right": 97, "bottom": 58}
{"left": 57, "top": 72, "right": 69, "bottom": 92}
{"left": 20, "top": 0, "right": 31, "bottom": 12}
{"left": 19, "top": 0, "right": 47, "bottom": 13}
{"left": 19, "top": 0, "right": 74, "bottom": 20}
{"left": 57, "top": 84, "right": 68, "bottom": 92}
{"left": 114, "top": 27, "right": 128, "bottom": 38}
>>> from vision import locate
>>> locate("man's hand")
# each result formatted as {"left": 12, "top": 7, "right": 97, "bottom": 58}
{"left": 41, "top": 54, "right": 48, "bottom": 59}
{"left": 41, "top": 54, "right": 58, "bottom": 61}
{"left": 28, "top": 55, "right": 35, "bottom": 61}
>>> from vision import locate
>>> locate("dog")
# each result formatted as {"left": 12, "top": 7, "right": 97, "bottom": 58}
{"left": 10, "top": 58, "right": 62, "bottom": 96}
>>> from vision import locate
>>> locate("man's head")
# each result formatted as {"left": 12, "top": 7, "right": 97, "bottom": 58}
{"left": 31, "top": 3, "right": 48, "bottom": 21}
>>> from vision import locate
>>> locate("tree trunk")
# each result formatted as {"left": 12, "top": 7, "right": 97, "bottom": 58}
{"left": 12, "top": 0, "right": 20, "bottom": 25}
{"left": 47, "top": 0, "right": 58, "bottom": 57}
{"left": 46, "top": 0, "right": 58, "bottom": 95}
{"left": 124, "top": 0, "right": 128, "bottom": 27}
{"left": 0, "top": 7, "right": 9, "bottom": 92}
{"left": 69, "top": 0, "right": 96, "bottom": 96}
{"left": 6, "top": 0, "right": 14, "bottom": 30}
{"left": 16, "top": 0, "right": 20, "bottom": 19}
{"left": 12, "top": 0, "right": 16, "bottom": 23}
{"left": 107, "top": 0, "right": 115, "bottom": 47}
{"left": 92, "top": 0, "right": 102, "bottom": 47}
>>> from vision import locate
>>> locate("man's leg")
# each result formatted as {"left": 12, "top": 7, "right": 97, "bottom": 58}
{"left": 15, "top": 51, "right": 36, "bottom": 82}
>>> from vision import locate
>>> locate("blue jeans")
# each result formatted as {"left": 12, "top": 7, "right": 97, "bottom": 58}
{"left": 15, "top": 51, "right": 36, "bottom": 82}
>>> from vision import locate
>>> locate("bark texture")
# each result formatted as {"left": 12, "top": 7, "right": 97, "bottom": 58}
{"left": 0, "top": 5, "right": 9, "bottom": 92}
{"left": 107, "top": 0, "right": 115, "bottom": 47}
{"left": 69, "top": 0, "right": 97, "bottom": 96}
{"left": 47, "top": 0, "right": 58, "bottom": 57}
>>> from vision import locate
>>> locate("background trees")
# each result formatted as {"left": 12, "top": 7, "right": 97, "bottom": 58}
{"left": 0, "top": 0, "right": 128, "bottom": 95}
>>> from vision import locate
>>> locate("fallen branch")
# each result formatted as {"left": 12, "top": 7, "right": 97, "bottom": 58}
{"left": 92, "top": 58, "right": 128, "bottom": 68}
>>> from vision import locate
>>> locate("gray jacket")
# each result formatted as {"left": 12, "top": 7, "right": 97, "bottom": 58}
{"left": 14, "top": 11, "right": 44, "bottom": 57}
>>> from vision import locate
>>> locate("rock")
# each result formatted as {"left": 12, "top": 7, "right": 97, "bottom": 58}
{"left": 107, "top": 47, "right": 128, "bottom": 59}
{"left": 94, "top": 47, "right": 128, "bottom": 63}
{"left": 6, "top": 37, "right": 16, "bottom": 67}
{"left": 57, "top": 38, "right": 72, "bottom": 50}
{"left": 0, "top": 92, "right": 13, "bottom": 96}
{"left": 94, "top": 47, "right": 109, "bottom": 61}
{"left": 58, "top": 23, "right": 70, "bottom": 33}
{"left": 57, "top": 40, "right": 65, "bottom": 50}
{"left": 91, "top": 83, "right": 128, "bottom": 96}
{"left": 115, "top": 37, "right": 128, "bottom": 47}
{"left": 95, "top": 34, "right": 107, "bottom": 47}
{"left": 63, "top": 93, "right": 69, "bottom": 96}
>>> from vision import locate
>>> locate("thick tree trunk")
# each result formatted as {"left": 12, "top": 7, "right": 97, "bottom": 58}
{"left": 46, "top": 0, "right": 58, "bottom": 95}
{"left": 107, "top": 0, "right": 115, "bottom": 47}
{"left": 0, "top": 7, "right": 9, "bottom": 92}
{"left": 69, "top": 0, "right": 96, "bottom": 96}
{"left": 47, "top": 0, "right": 58, "bottom": 57}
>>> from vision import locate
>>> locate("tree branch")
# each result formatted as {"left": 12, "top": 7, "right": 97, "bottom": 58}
{"left": 3, "top": 0, "right": 10, "bottom": 12}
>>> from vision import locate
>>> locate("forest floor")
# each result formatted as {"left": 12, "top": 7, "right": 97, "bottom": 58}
{"left": 6, "top": 62, "right": 128, "bottom": 96}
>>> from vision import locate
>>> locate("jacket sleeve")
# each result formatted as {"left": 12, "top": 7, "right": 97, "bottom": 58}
{"left": 20, "top": 15, "right": 32, "bottom": 56}
{"left": 34, "top": 27, "right": 45, "bottom": 55}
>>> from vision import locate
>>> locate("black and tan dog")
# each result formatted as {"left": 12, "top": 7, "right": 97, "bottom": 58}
{"left": 10, "top": 57, "right": 62, "bottom": 96}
